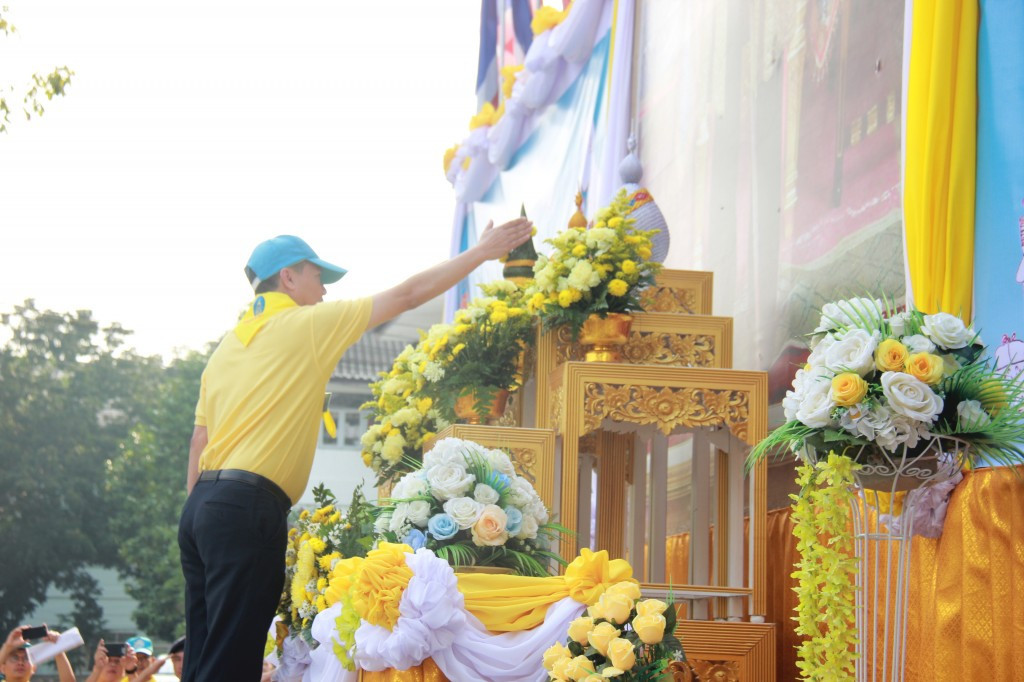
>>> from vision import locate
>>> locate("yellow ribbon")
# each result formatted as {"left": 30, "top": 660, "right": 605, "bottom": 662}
{"left": 233, "top": 291, "right": 297, "bottom": 346}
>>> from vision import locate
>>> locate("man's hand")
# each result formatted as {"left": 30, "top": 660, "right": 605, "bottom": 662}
{"left": 0, "top": 626, "right": 28, "bottom": 664}
{"left": 474, "top": 218, "right": 533, "bottom": 261}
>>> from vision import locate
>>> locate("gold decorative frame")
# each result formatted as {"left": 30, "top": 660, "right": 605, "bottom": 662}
{"left": 542, "top": 362, "right": 769, "bottom": 615}
{"left": 640, "top": 269, "right": 714, "bottom": 315}
{"left": 425, "top": 424, "right": 555, "bottom": 510}
{"left": 673, "top": 620, "right": 776, "bottom": 682}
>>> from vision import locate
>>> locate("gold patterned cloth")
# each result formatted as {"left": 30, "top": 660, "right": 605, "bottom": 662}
{"left": 359, "top": 658, "right": 447, "bottom": 681}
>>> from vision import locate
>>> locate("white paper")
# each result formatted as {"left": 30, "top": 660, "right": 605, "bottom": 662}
{"left": 27, "top": 627, "right": 84, "bottom": 666}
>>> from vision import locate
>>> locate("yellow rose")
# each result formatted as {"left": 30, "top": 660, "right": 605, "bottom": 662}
{"left": 470, "top": 505, "right": 509, "bottom": 547}
{"left": 605, "top": 637, "right": 636, "bottom": 671}
{"left": 634, "top": 599, "right": 668, "bottom": 616}
{"left": 586, "top": 602, "right": 604, "bottom": 620}
{"left": 558, "top": 289, "right": 575, "bottom": 308}
{"left": 905, "top": 352, "right": 945, "bottom": 385}
{"left": 632, "top": 613, "right": 666, "bottom": 644}
{"left": 875, "top": 339, "right": 909, "bottom": 372}
{"left": 620, "top": 259, "right": 637, "bottom": 275}
{"left": 607, "top": 216, "right": 623, "bottom": 228}
{"left": 588, "top": 621, "right": 621, "bottom": 656}
{"left": 830, "top": 372, "right": 868, "bottom": 407}
{"left": 605, "top": 581, "right": 641, "bottom": 601}
{"left": 550, "top": 657, "right": 574, "bottom": 681}
{"left": 565, "top": 655, "right": 596, "bottom": 681}
{"left": 567, "top": 616, "right": 594, "bottom": 645}
{"left": 607, "top": 279, "right": 629, "bottom": 297}
{"left": 572, "top": 243, "right": 587, "bottom": 257}
{"left": 542, "top": 642, "right": 572, "bottom": 671}
{"left": 597, "top": 591, "right": 633, "bottom": 624}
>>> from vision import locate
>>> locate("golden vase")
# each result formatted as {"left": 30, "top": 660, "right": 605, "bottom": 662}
{"left": 453, "top": 389, "right": 510, "bottom": 424}
{"left": 578, "top": 313, "right": 634, "bottom": 362}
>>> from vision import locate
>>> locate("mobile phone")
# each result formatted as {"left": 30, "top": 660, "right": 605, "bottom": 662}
{"left": 106, "top": 642, "right": 126, "bottom": 658}
{"left": 21, "top": 625, "right": 47, "bottom": 640}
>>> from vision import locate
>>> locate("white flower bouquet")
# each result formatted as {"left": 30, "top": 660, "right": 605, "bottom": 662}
{"left": 748, "top": 297, "right": 1024, "bottom": 469}
{"left": 373, "top": 437, "right": 567, "bottom": 576}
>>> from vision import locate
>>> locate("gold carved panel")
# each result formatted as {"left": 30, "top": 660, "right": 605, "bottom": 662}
{"left": 690, "top": 660, "right": 741, "bottom": 681}
{"left": 581, "top": 383, "right": 749, "bottom": 439}
{"left": 673, "top": 621, "right": 776, "bottom": 682}
{"left": 639, "top": 269, "right": 714, "bottom": 315}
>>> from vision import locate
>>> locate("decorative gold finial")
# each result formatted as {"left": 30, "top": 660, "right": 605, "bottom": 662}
{"left": 568, "top": 191, "right": 588, "bottom": 228}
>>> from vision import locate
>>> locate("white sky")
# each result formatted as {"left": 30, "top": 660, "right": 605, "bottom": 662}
{"left": 0, "top": 0, "right": 481, "bottom": 358}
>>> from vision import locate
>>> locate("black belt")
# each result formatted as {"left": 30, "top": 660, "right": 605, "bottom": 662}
{"left": 197, "top": 469, "right": 291, "bottom": 508}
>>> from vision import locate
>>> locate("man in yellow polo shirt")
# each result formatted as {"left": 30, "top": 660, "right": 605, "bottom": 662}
{"left": 177, "top": 218, "right": 531, "bottom": 682}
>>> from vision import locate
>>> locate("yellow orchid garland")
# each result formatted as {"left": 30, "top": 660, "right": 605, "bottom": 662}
{"left": 790, "top": 453, "right": 859, "bottom": 681}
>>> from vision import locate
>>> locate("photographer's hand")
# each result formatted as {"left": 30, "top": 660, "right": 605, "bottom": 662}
{"left": 0, "top": 626, "right": 29, "bottom": 665}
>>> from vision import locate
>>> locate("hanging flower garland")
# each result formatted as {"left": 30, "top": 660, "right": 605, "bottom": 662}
{"left": 790, "top": 452, "right": 859, "bottom": 681}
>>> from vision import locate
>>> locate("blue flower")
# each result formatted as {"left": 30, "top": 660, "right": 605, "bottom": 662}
{"left": 403, "top": 528, "right": 427, "bottom": 550}
{"left": 503, "top": 506, "right": 523, "bottom": 535}
{"left": 427, "top": 513, "right": 459, "bottom": 541}
{"left": 486, "top": 471, "right": 512, "bottom": 495}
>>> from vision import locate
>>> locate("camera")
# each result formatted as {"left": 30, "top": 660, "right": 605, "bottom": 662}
{"left": 106, "top": 642, "right": 126, "bottom": 658}
{"left": 21, "top": 625, "right": 47, "bottom": 640}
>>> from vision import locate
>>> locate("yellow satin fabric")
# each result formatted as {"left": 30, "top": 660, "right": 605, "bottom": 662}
{"left": 359, "top": 658, "right": 447, "bottom": 682}
{"left": 903, "top": 0, "right": 977, "bottom": 317}
{"left": 682, "top": 467, "right": 1024, "bottom": 681}
{"left": 455, "top": 548, "right": 635, "bottom": 632}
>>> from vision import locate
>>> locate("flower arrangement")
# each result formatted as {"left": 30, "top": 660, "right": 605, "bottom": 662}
{"left": 525, "top": 189, "right": 662, "bottom": 338}
{"left": 424, "top": 280, "right": 535, "bottom": 420}
{"left": 278, "top": 484, "right": 375, "bottom": 645}
{"left": 542, "top": 582, "right": 684, "bottom": 681}
{"left": 748, "top": 297, "right": 1024, "bottom": 468}
{"left": 374, "top": 437, "right": 566, "bottom": 576}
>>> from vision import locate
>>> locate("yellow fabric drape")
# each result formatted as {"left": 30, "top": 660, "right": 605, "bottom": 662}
{"left": 359, "top": 658, "right": 447, "bottom": 682}
{"left": 903, "top": 0, "right": 977, "bottom": 318}
{"left": 678, "top": 468, "right": 1024, "bottom": 681}
{"left": 455, "top": 548, "right": 635, "bottom": 632}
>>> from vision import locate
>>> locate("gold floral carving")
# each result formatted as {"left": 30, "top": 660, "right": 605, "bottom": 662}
{"left": 640, "top": 286, "right": 699, "bottom": 314}
{"left": 582, "top": 383, "right": 749, "bottom": 437}
{"left": 550, "top": 385, "right": 565, "bottom": 434}
{"left": 623, "top": 333, "right": 716, "bottom": 367}
{"left": 509, "top": 447, "right": 537, "bottom": 485}
{"left": 662, "top": 661, "right": 697, "bottom": 681}
{"left": 690, "top": 659, "right": 740, "bottom": 681}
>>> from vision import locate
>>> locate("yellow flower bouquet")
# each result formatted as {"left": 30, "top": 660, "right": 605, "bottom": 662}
{"left": 525, "top": 189, "right": 662, "bottom": 339}
{"left": 542, "top": 582, "right": 685, "bottom": 680}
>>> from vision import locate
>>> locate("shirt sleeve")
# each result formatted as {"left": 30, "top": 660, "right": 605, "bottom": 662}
{"left": 309, "top": 297, "right": 374, "bottom": 372}
{"left": 194, "top": 370, "right": 208, "bottom": 427}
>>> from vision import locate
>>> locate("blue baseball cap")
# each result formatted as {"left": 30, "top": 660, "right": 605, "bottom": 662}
{"left": 244, "top": 235, "right": 347, "bottom": 289}
{"left": 126, "top": 636, "right": 153, "bottom": 656}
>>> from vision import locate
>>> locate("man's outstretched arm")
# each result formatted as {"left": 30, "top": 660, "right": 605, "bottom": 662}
{"left": 368, "top": 217, "right": 532, "bottom": 329}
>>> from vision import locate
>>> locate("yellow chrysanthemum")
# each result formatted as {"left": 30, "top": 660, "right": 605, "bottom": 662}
{"left": 607, "top": 279, "right": 629, "bottom": 297}
{"left": 558, "top": 290, "right": 575, "bottom": 308}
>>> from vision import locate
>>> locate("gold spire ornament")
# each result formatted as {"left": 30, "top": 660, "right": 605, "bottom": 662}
{"left": 502, "top": 204, "right": 539, "bottom": 285}
{"left": 568, "top": 191, "right": 588, "bottom": 228}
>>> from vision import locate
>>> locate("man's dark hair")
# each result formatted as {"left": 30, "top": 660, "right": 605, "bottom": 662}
{"left": 169, "top": 636, "right": 185, "bottom": 655}
{"left": 246, "top": 261, "right": 305, "bottom": 294}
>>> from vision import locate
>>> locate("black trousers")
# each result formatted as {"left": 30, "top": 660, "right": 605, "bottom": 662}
{"left": 178, "top": 478, "right": 289, "bottom": 682}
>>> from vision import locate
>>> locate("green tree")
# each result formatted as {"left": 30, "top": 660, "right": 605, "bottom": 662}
{"left": 106, "top": 350, "right": 209, "bottom": 641}
{"left": 0, "top": 300, "right": 160, "bottom": 656}
{"left": 0, "top": 5, "right": 74, "bottom": 133}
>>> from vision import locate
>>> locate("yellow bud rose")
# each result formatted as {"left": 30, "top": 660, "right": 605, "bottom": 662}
{"left": 598, "top": 592, "right": 633, "bottom": 624}
{"left": 567, "top": 616, "right": 594, "bottom": 645}
{"left": 905, "top": 352, "right": 945, "bottom": 385}
{"left": 607, "top": 279, "right": 629, "bottom": 297}
{"left": 606, "top": 581, "right": 642, "bottom": 601}
{"left": 875, "top": 338, "right": 909, "bottom": 372}
{"left": 605, "top": 637, "right": 636, "bottom": 672}
{"left": 830, "top": 372, "right": 868, "bottom": 407}
{"left": 550, "top": 657, "right": 574, "bottom": 681}
{"left": 586, "top": 601, "right": 604, "bottom": 620}
{"left": 566, "top": 655, "right": 595, "bottom": 680}
{"left": 634, "top": 599, "right": 668, "bottom": 616}
{"left": 558, "top": 289, "right": 575, "bottom": 308}
{"left": 631, "top": 613, "right": 666, "bottom": 644}
{"left": 542, "top": 642, "right": 572, "bottom": 671}
{"left": 588, "top": 621, "right": 621, "bottom": 656}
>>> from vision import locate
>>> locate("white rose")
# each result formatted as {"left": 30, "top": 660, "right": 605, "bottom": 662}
{"left": 473, "top": 483, "right": 500, "bottom": 505}
{"left": 486, "top": 448, "right": 516, "bottom": 476}
{"left": 795, "top": 381, "right": 836, "bottom": 428}
{"left": 921, "top": 312, "right": 973, "bottom": 349}
{"left": 516, "top": 514, "right": 540, "bottom": 539}
{"left": 840, "top": 404, "right": 896, "bottom": 442}
{"left": 391, "top": 474, "right": 429, "bottom": 500}
{"left": 806, "top": 334, "right": 837, "bottom": 368}
{"left": 900, "top": 334, "right": 936, "bottom": 354}
{"left": 374, "top": 511, "right": 392, "bottom": 534}
{"left": 443, "top": 496, "right": 483, "bottom": 529}
{"left": 783, "top": 366, "right": 834, "bottom": 421}
{"left": 881, "top": 371, "right": 944, "bottom": 422}
{"left": 427, "top": 462, "right": 475, "bottom": 501}
{"left": 874, "top": 414, "right": 928, "bottom": 452}
{"left": 956, "top": 399, "right": 991, "bottom": 428}
{"left": 815, "top": 298, "right": 884, "bottom": 333}
{"left": 527, "top": 497, "right": 550, "bottom": 524}
{"left": 422, "top": 440, "right": 467, "bottom": 470}
{"left": 388, "top": 504, "right": 410, "bottom": 533}
{"left": 406, "top": 500, "right": 432, "bottom": 527}
{"left": 888, "top": 312, "right": 910, "bottom": 337}
{"left": 507, "top": 476, "right": 536, "bottom": 507}
{"left": 823, "top": 329, "right": 879, "bottom": 376}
